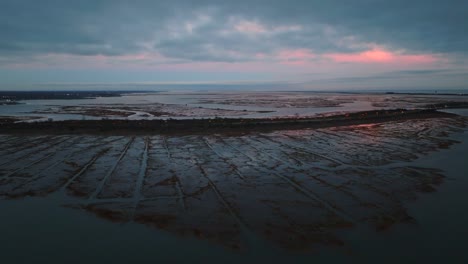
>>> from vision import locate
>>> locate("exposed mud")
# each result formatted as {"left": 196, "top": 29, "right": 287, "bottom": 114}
{"left": 3, "top": 92, "right": 467, "bottom": 124}
{"left": 0, "top": 116, "right": 466, "bottom": 250}
{"left": 198, "top": 94, "right": 353, "bottom": 108}
{"left": 195, "top": 92, "right": 468, "bottom": 110}
{"left": 31, "top": 103, "right": 271, "bottom": 119}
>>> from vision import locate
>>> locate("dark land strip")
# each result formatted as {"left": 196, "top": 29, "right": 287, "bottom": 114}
{"left": 0, "top": 109, "right": 460, "bottom": 135}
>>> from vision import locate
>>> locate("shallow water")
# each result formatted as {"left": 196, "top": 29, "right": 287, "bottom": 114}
{"left": 1, "top": 94, "right": 468, "bottom": 263}
{"left": 3, "top": 91, "right": 466, "bottom": 121}
{"left": 336, "top": 129, "right": 468, "bottom": 263}
{"left": 0, "top": 115, "right": 467, "bottom": 263}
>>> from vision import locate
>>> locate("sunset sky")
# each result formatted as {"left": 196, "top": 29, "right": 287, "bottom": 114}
{"left": 1, "top": 0, "right": 467, "bottom": 90}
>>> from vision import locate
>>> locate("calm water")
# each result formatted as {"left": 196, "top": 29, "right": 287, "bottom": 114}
{"left": 0, "top": 92, "right": 387, "bottom": 121}
{"left": 0, "top": 115, "right": 467, "bottom": 264}
{"left": 1, "top": 95, "right": 467, "bottom": 263}
{"left": 2, "top": 91, "right": 467, "bottom": 121}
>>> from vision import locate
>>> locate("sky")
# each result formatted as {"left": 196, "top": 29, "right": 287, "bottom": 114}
{"left": 0, "top": 0, "right": 467, "bottom": 91}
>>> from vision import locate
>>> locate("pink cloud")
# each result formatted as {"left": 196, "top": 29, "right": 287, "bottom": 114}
{"left": 254, "top": 53, "right": 267, "bottom": 59}
{"left": 325, "top": 48, "right": 438, "bottom": 64}
{"left": 275, "top": 49, "right": 316, "bottom": 65}
{"left": 234, "top": 21, "right": 267, "bottom": 34}
{"left": 277, "top": 49, "right": 315, "bottom": 61}
{"left": 2, "top": 46, "right": 446, "bottom": 80}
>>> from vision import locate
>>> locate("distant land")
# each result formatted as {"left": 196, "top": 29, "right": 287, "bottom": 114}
{"left": 0, "top": 109, "right": 458, "bottom": 135}
{"left": 0, "top": 91, "right": 151, "bottom": 101}
{"left": 0, "top": 82, "right": 467, "bottom": 94}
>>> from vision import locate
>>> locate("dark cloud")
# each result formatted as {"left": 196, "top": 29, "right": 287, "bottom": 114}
{"left": 0, "top": 0, "right": 467, "bottom": 63}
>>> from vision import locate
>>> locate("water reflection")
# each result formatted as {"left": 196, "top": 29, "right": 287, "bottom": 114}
{"left": 0, "top": 116, "right": 466, "bottom": 250}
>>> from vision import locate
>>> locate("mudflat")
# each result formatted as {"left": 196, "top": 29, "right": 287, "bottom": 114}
{"left": 0, "top": 113, "right": 466, "bottom": 250}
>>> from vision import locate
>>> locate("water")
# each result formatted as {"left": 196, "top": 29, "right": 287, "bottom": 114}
{"left": 0, "top": 95, "right": 467, "bottom": 263}
{"left": 339, "top": 128, "right": 468, "bottom": 263}
{"left": 0, "top": 124, "right": 467, "bottom": 263}
{"left": 1, "top": 91, "right": 447, "bottom": 121}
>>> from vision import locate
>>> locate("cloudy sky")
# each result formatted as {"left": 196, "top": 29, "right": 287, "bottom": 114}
{"left": 1, "top": 0, "right": 467, "bottom": 90}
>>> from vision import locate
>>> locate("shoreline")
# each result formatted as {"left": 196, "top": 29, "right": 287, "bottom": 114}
{"left": 0, "top": 109, "right": 459, "bottom": 135}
